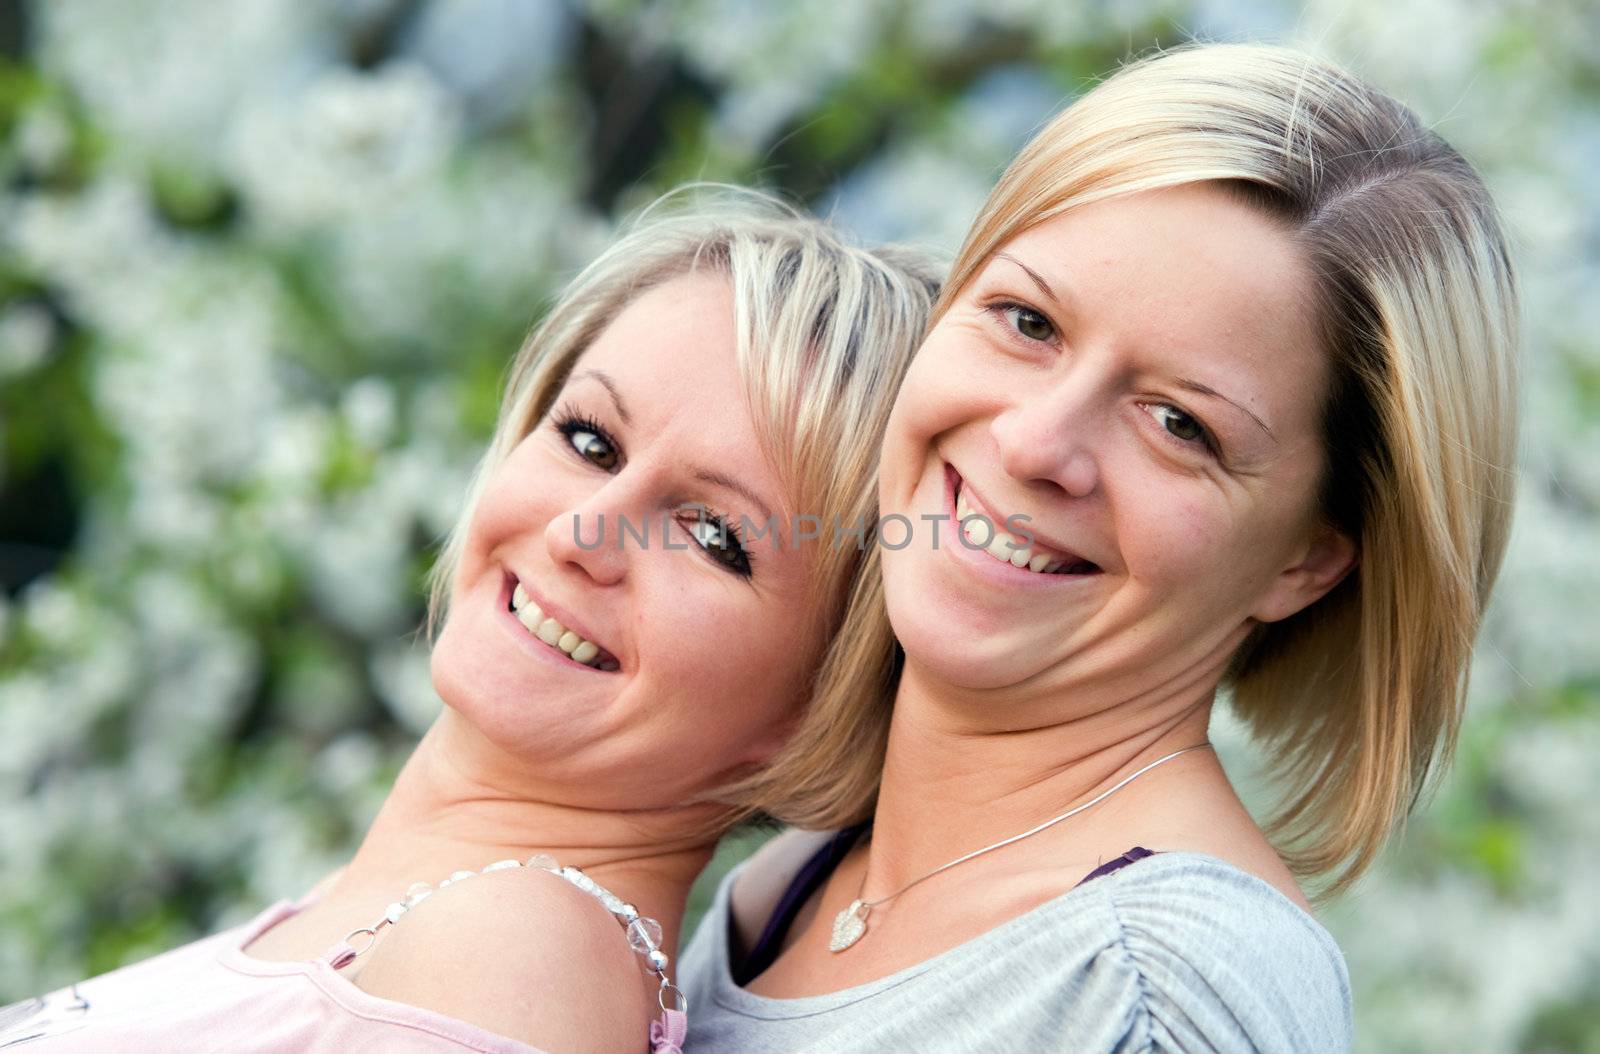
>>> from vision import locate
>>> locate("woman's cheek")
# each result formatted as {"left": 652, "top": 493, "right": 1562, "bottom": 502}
{"left": 889, "top": 366, "right": 934, "bottom": 444}
{"left": 887, "top": 358, "right": 961, "bottom": 461}
{"left": 651, "top": 588, "right": 730, "bottom": 679}
{"left": 1125, "top": 489, "right": 1230, "bottom": 586}
{"left": 1107, "top": 476, "right": 1203, "bottom": 575}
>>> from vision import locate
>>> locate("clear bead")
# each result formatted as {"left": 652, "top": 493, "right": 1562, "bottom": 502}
{"left": 483, "top": 859, "right": 521, "bottom": 873}
{"left": 405, "top": 882, "right": 432, "bottom": 900}
{"left": 562, "top": 868, "right": 598, "bottom": 894}
{"left": 627, "top": 917, "right": 663, "bottom": 954}
{"left": 525, "top": 853, "right": 560, "bottom": 871}
{"left": 384, "top": 902, "right": 407, "bottom": 924}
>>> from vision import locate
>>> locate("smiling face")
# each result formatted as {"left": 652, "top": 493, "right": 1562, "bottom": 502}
{"left": 429, "top": 272, "right": 824, "bottom": 808}
{"left": 877, "top": 183, "right": 1358, "bottom": 698}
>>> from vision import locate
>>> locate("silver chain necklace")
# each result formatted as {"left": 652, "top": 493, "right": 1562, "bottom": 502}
{"left": 829, "top": 742, "right": 1213, "bottom": 952}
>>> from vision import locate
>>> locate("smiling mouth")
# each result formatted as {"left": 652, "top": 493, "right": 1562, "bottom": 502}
{"left": 948, "top": 464, "right": 1102, "bottom": 577}
{"left": 506, "top": 575, "right": 621, "bottom": 672}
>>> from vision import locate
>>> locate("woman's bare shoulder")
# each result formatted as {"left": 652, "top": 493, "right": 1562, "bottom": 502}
{"left": 1145, "top": 824, "right": 1316, "bottom": 916}
{"left": 352, "top": 867, "right": 652, "bottom": 1054}
{"left": 305, "top": 865, "right": 347, "bottom": 900}
{"left": 1110, "top": 778, "right": 1317, "bottom": 914}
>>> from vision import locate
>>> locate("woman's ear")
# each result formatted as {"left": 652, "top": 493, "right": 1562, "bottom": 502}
{"left": 1249, "top": 519, "right": 1359, "bottom": 625}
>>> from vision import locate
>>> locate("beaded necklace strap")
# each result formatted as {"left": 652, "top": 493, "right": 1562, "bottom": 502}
{"left": 320, "top": 853, "right": 687, "bottom": 1041}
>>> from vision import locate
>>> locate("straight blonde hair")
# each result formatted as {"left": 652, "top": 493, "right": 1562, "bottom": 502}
{"left": 749, "top": 42, "right": 1521, "bottom": 906}
{"left": 422, "top": 185, "right": 941, "bottom": 827}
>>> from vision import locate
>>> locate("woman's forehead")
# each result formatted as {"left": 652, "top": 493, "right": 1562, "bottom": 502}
{"left": 573, "top": 276, "right": 752, "bottom": 436}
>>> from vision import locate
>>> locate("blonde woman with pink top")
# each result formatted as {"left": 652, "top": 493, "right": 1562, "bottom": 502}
{"left": 0, "top": 190, "right": 940, "bottom": 1052}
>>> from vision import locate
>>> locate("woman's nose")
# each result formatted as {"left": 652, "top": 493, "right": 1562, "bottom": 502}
{"left": 989, "top": 382, "right": 1100, "bottom": 498}
{"left": 543, "top": 482, "right": 634, "bottom": 587}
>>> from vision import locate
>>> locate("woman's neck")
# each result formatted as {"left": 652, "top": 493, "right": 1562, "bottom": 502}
{"left": 861, "top": 657, "right": 1220, "bottom": 894}
{"left": 322, "top": 710, "right": 718, "bottom": 955}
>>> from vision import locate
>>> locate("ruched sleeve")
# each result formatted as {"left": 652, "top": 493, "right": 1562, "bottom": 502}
{"left": 1100, "top": 856, "right": 1354, "bottom": 1053}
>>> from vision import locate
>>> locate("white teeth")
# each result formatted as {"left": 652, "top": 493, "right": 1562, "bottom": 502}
{"left": 515, "top": 600, "right": 544, "bottom": 634}
{"left": 985, "top": 533, "right": 1013, "bottom": 562}
{"left": 509, "top": 580, "right": 612, "bottom": 669}
{"left": 955, "top": 483, "right": 1093, "bottom": 577}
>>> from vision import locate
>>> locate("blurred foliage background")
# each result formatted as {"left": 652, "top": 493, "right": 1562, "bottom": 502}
{"left": 0, "top": 0, "right": 1595, "bottom": 1049}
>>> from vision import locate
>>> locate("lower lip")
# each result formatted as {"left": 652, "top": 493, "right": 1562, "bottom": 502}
{"left": 940, "top": 462, "right": 1103, "bottom": 589}
{"left": 496, "top": 573, "right": 615, "bottom": 674}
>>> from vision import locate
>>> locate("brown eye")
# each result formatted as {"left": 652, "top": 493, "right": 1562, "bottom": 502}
{"left": 681, "top": 507, "right": 753, "bottom": 577}
{"left": 552, "top": 407, "right": 621, "bottom": 471}
{"left": 1143, "top": 402, "right": 1215, "bottom": 453}
{"left": 570, "top": 429, "right": 618, "bottom": 469}
{"left": 1002, "top": 304, "right": 1055, "bottom": 342}
{"left": 688, "top": 520, "right": 739, "bottom": 564}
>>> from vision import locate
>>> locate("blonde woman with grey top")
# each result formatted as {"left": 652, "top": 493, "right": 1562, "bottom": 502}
{"left": 678, "top": 43, "right": 1521, "bottom": 1052}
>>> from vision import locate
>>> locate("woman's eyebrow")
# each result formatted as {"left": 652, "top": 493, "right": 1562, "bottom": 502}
{"left": 995, "top": 251, "right": 1071, "bottom": 314}
{"left": 1172, "top": 376, "right": 1277, "bottom": 442}
{"left": 690, "top": 466, "right": 774, "bottom": 525}
{"left": 571, "top": 368, "right": 632, "bottom": 426}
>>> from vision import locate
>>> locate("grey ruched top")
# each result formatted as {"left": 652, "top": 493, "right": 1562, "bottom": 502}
{"left": 675, "top": 843, "right": 1353, "bottom": 1052}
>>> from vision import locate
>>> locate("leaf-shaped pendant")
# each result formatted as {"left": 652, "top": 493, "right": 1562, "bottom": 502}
{"left": 829, "top": 899, "right": 870, "bottom": 952}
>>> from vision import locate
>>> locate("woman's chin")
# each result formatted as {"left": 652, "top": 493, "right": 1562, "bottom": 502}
{"left": 890, "top": 614, "right": 1044, "bottom": 693}
{"left": 429, "top": 628, "right": 588, "bottom": 757}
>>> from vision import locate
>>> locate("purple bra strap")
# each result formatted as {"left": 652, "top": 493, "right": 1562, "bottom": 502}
{"left": 735, "top": 823, "right": 870, "bottom": 986}
{"left": 1072, "top": 846, "right": 1160, "bottom": 888}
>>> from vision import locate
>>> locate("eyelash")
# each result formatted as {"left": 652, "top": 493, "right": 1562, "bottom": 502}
{"left": 983, "top": 299, "right": 1223, "bottom": 459}
{"left": 548, "top": 404, "right": 755, "bottom": 577}
{"left": 676, "top": 504, "right": 754, "bottom": 577}
{"left": 552, "top": 403, "right": 615, "bottom": 462}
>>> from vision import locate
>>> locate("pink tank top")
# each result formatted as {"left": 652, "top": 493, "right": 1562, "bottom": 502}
{"left": 0, "top": 891, "right": 689, "bottom": 1052}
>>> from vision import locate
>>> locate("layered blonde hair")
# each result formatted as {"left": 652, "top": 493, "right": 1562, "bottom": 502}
{"left": 421, "top": 185, "right": 941, "bottom": 826}
{"left": 748, "top": 42, "right": 1521, "bottom": 905}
